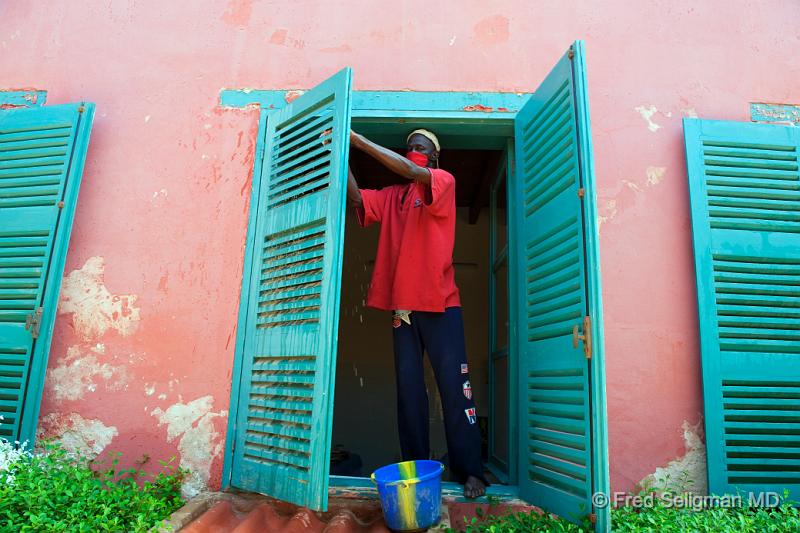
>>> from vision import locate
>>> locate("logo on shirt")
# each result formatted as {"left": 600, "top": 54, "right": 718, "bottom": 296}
{"left": 413, "top": 198, "right": 423, "bottom": 208}
{"left": 465, "top": 408, "right": 476, "bottom": 425}
{"left": 463, "top": 380, "right": 472, "bottom": 400}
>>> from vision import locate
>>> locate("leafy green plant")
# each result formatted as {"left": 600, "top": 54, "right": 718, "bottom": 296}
{"left": 0, "top": 440, "right": 186, "bottom": 533}
{"left": 441, "top": 490, "right": 800, "bottom": 532}
{"left": 442, "top": 507, "right": 591, "bottom": 533}
{"left": 611, "top": 490, "right": 800, "bottom": 533}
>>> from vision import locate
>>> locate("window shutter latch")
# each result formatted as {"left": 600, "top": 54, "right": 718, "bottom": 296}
{"left": 25, "top": 307, "right": 44, "bottom": 339}
{"left": 572, "top": 316, "right": 592, "bottom": 359}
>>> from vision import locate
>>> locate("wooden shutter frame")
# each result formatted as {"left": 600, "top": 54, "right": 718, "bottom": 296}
{"left": 572, "top": 41, "right": 611, "bottom": 533}
{"left": 684, "top": 118, "right": 725, "bottom": 493}
{"left": 224, "top": 68, "right": 353, "bottom": 511}
{"left": 511, "top": 41, "right": 609, "bottom": 531}
{"left": 0, "top": 102, "right": 96, "bottom": 446}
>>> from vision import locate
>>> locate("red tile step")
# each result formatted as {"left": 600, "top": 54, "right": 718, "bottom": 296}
{"left": 181, "top": 496, "right": 392, "bottom": 533}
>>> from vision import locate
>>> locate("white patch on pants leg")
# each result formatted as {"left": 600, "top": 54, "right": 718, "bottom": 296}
{"left": 465, "top": 408, "right": 476, "bottom": 424}
{"left": 393, "top": 310, "right": 411, "bottom": 328}
{"left": 463, "top": 380, "right": 472, "bottom": 400}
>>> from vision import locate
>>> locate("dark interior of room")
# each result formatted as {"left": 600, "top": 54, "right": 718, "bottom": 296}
{"left": 348, "top": 147, "right": 506, "bottom": 218}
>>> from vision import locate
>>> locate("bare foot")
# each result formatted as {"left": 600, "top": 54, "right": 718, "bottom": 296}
{"left": 464, "top": 475, "right": 486, "bottom": 499}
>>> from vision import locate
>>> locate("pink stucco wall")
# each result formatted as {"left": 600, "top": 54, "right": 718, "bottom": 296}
{"left": 2, "top": 1, "right": 799, "bottom": 496}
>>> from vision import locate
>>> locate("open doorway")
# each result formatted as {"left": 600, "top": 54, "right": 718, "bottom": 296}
{"left": 224, "top": 43, "right": 609, "bottom": 528}
{"left": 329, "top": 123, "right": 510, "bottom": 485}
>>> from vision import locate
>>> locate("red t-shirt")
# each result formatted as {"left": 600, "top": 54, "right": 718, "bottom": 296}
{"left": 357, "top": 168, "right": 461, "bottom": 312}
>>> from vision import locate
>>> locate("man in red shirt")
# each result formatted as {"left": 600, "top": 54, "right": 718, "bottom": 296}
{"left": 347, "top": 129, "right": 488, "bottom": 498}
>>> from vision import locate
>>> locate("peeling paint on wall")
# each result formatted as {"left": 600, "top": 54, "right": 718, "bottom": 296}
{"left": 221, "top": 0, "right": 253, "bottom": 27}
{"left": 151, "top": 396, "right": 227, "bottom": 498}
{"left": 284, "top": 90, "right": 304, "bottom": 103}
{"left": 58, "top": 256, "right": 141, "bottom": 341}
{"left": 639, "top": 419, "right": 708, "bottom": 495}
{"left": 634, "top": 105, "right": 662, "bottom": 132}
{"left": 622, "top": 179, "right": 643, "bottom": 193}
{"left": 597, "top": 200, "right": 618, "bottom": 231}
{"left": 472, "top": 14, "right": 510, "bottom": 46}
{"left": 268, "top": 28, "right": 307, "bottom": 49}
{"left": 598, "top": 164, "right": 668, "bottom": 232}
{"left": 646, "top": 166, "right": 667, "bottom": 186}
{"left": 45, "top": 344, "right": 128, "bottom": 401}
{"left": 463, "top": 104, "right": 494, "bottom": 112}
{"left": 37, "top": 413, "right": 118, "bottom": 458}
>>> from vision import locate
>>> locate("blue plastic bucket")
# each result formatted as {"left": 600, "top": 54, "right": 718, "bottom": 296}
{"left": 371, "top": 460, "right": 445, "bottom": 532}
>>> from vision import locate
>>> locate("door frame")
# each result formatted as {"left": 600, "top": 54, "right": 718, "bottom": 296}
{"left": 221, "top": 89, "right": 528, "bottom": 498}
{"left": 487, "top": 139, "right": 515, "bottom": 484}
{"left": 221, "top": 81, "right": 610, "bottom": 525}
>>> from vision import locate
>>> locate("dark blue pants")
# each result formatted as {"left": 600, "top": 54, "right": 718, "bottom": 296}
{"left": 392, "top": 307, "right": 487, "bottom": 485}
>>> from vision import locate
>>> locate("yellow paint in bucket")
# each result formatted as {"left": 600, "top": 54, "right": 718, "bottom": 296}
{"left": 397, "top": 461, "right": 418, "bottom": 530}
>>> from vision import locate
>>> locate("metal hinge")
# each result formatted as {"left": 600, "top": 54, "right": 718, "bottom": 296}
{"left": 577, "top": 187, "right": 585, "bottom": 198}
{"left": 572, "top": 316, "right": 592, "bottom": 359}
{"left": 568, "top": 48, "right": 575, "bottom": 60}
{"left": 588, "top": 512, "right": 597, "bottom": 524}
{"left": 25, "top": 307, "right": 43, "bottom": 339}
{"left": 78, "top": 105, "right": 85, "bottom": 113}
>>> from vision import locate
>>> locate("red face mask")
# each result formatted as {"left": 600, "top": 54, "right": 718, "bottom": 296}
{"left": 406, "top": 151, "right": 429, "bottom": 167}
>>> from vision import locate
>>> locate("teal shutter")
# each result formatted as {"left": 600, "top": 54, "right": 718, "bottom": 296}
{"left": 228, "top": 69, "right": 352, "bottom": 511}
{"left": 513, "top": 42, "right": 610, "bottom": 530}
{"left": 0, "top": 103, "right": 95, "bottom": 445}
{"left": 684, "top": 119, "right": 800, "bottom": 500}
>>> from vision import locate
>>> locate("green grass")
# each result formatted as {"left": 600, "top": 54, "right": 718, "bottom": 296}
{"left": 0, "top": 440, "right": 186, "bottom": 533}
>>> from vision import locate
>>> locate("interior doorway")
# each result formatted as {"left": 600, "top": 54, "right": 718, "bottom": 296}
{"left": 329, "top": 125, "right": 511, "bottom": 485}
